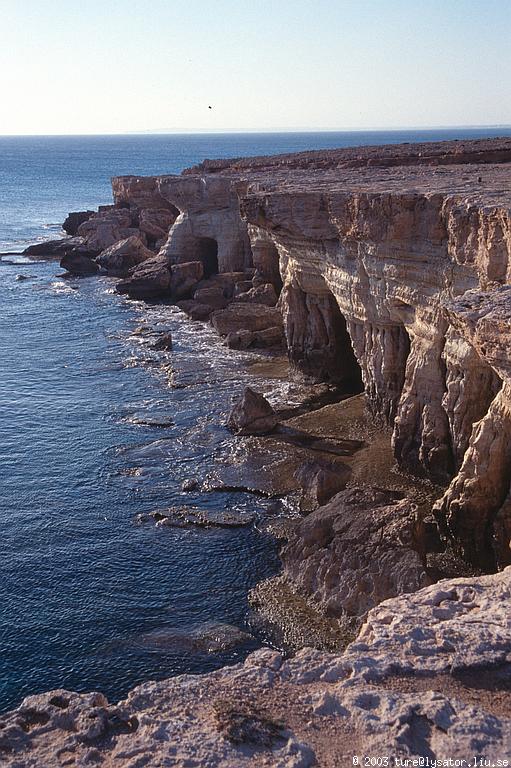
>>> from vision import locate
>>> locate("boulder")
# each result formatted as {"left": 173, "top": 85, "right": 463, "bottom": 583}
{"left": 236, "top": 283, "right": 279, "bottom": 307}
{"left": 60, "top": 251, "right": 100, "bottom": 276}
{"left": 281, "top": 486, "right": 430, "bottom": 618}
{"left": 293, "top": 461, "right": 350, "bottom": 508}
{"left": 116, "top": 254, "right": 171, "bottom": 299}
{"left": 253, "top": 325, "right": 284, "bottom": 348}
{"left": 151, "top": 332, "right": 173, "bottom": 351}
{"left": 193, "top": 284, "right": 229, "bottom": 309}
{"left": 139, "top": 208, "right": 177, "bottom": 242}
{"left": 225, "top": 330, "right": 256, "bottom": 350}
{"left": 97, "top": 236, "right": 153, "bottom": 277}
{"left": 211, "top": 303, "right": 283, "bottom": 336}
{"left": 169, "top": 261, "right": 204, "bottom": 300}
{"left": 62, "top": 211, "right": 94, "bottom": 236}
{"left": 227, "top": 387, "right": 278, "bottom": 435}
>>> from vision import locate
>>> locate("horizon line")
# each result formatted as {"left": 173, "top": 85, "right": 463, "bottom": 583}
{"left": 1, "top": 124, "right": 511, "bottom": 138}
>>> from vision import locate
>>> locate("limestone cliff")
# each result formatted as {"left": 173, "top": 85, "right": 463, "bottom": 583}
{"left": 140, "top": 137, "right": 511, "bottom": 572}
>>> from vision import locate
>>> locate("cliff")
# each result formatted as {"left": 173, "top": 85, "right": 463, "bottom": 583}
{"left": 110, "top": 137, "right": 511, "bottom": 573}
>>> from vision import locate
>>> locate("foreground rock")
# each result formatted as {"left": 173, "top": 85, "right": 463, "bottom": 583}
{"left": 281, "top": 486, "right": 431, "bottom": 618}
{"left": 2, "top": 569, "right": 510, "bottom": 766}
{"left": 227, "top": 387, "right": 278, "bottom": 435}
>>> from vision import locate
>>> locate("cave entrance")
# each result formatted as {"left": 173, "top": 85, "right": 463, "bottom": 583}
{"left": 197, "top": 237, "right": 219, "bottom": 278}
{"left": 330, "top": 304, "right": 364, "bottom": 393}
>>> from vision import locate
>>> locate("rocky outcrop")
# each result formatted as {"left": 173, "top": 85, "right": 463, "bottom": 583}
{"left": 31, "top": 138, "right": 511, "bottom": 568}
{"left": 227, "top": 387, "right": 278, "bottom": 435}
{"left": 97, "top": 235, "right": 154, "bottom": 277}
{"left": 60, "top": 250, "right": 100, "bottom": 276}
{"left": 116, "top": 254, "right": 171, "bottom": 299}
{"left": 157, "top": 174, "right": 252, "bottom": 273}
{"left": 211, "top": 302, "right": 284, "bottom": 337}
{"left": 434, "top": 287, "right": 511, "bottom": 569}
{"left": 62, "top": 210, "right": 94, "bottom": 236}
{"left": 23, "top": 236, "right": 96, "bottom": 260}
{"left": 2, "top": 568, "right": 510, "bottom": 766}
{"left": 281, "top": 486, "right": 431, "bottom": 618}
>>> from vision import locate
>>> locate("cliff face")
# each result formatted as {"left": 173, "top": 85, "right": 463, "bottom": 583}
{"left": 145, "top": 139, "right": 511, "bottom": 571}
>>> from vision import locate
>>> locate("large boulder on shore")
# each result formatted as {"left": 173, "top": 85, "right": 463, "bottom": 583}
{"left": 211, "top": 303, "right": 283, "bottom": 336}
{"left": 236, "top": 282, "right": 279, "bottom": 307}
{"left": 60, "top": 251, "right": 100, "bottom": 276}
{"left": 77, "top": 209, "right": 140, "bottom": 251}
{"left": 281, "top": 486, "right": 431, "bottom": 618}
{"left": 227, "top": 387, "right": 278, "bottom": 435}
{"left": 116, "top": 254, "right": 171, "bottom": 299}
{"left": 169, "top": 261, "right": 204, "bottom": 299}
{"left": 97, "top": 236, "right": 153, "bottom": 277}
{"left": 62, "top": 211, "right": 94, "bottom": 236}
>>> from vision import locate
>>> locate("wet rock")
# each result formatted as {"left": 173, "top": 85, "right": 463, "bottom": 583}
{"left": 135, "top": 621, "right": 253, "bottom": 654}
{"left": 62, "top": 210, "right": 95, "bottom": 236}
{"left": 211, "top": 302, "right": 283, "bottom": 337}
{"left": 151, "top": 332, "right": 173, "bottom": 351}
{"left": 97, "top": 235, "right": 153, "bottom": 277}
{"left": 227, "top": 387, "right": 278, "bottom": 435}
{"left": 143, "top": 506, "right": 256, "bottom": 528}
{"left": 181, "top": 478, "right": 198, "bottom": 492}
{"left": 60, "top": 251, "right": 100, "bottom": 276}
{"left": 24, "top": 236, "right": 91, "bottom": 259}
{"left": 225, "top": 329, "right": 255, "bottom": 350}
{"left": 281, "top": 485, "right": 431, "bottom": 618}
{"left": 169, "top": 260, "right": 204, "bottom": 299}
{"left": 116, "top": 254, "right": 171, "bottom": 299}
{"left": 127, "top": 412, "right": 174, "bottom": 428}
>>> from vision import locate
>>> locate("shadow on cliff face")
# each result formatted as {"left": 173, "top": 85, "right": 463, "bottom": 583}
{"left": 196, "top": 237, "right": 219, "bottom": 278}
{"left": 282, "top": 283, "right": 364, "bottom": 393}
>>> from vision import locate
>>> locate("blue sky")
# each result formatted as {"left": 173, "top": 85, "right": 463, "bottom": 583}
{"left": 1, "top": 0, "right": 510, "bottom": 134}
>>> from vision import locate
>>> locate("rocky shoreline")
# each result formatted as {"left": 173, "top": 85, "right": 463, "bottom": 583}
{"left": 3, "top": 137, "right": 511, "bottom": 765}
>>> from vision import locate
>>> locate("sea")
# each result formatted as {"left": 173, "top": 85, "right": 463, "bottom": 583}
{"left": 1, "top": 128, "right": 510, "bottom": 712}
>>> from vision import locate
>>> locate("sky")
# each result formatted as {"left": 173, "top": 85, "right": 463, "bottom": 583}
{"left": 0, "top": 0, "right": 510, "bottom": 135}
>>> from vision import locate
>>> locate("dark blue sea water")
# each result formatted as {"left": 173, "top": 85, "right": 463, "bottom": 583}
{"left": 1, "top": 128, "right": 511, "bottom": 713}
